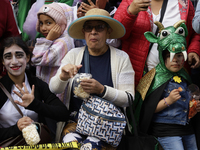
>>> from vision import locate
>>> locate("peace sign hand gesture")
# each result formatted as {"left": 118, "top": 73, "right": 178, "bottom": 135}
{"left": 13, "top": 83, "right": 35, "bottom": 107}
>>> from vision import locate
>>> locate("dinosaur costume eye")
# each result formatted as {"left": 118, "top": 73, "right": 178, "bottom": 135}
{"left": 162, "top": 31, "right": 168, "bottom": 36}
{"left": 175, "top": 27, "right": 185, "bottom": 36}
{"left": 179, "top": 28, "right": 183, "bottom": 34}
{"left": 160, "top": 30, "right": 170, "bottom": 40}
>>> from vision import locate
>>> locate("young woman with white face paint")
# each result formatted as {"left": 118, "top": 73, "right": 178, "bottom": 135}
{"left": 0, "top": 36, "right": 69, "bottom": 142}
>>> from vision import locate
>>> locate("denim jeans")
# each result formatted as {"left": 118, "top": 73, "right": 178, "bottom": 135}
{"left": 158, "top": 134, "right": 197, "bottom": 150}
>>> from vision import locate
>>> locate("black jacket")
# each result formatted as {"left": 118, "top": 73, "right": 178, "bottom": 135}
{"left": 0, "top": 71, "right": 69, "bottom": 141}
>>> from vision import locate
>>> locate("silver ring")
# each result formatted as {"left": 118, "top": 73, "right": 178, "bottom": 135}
{"left": 19, "top": 92, "right": 23, "bottom": 98}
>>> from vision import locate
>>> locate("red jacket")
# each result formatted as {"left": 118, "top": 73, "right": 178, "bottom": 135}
{"left": 0, "top": 0, "right": 19, "bottom": 40}
{"left": 114, "top": 0, "right": 200, "bottom": 87}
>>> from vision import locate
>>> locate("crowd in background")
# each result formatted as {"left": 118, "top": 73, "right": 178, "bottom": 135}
{"left": 1, "top": 0, "right": 200, "bottom": 149}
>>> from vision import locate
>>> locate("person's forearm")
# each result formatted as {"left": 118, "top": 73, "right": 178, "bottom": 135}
{"left": 155, "top": 98, "right": 170, "bottom": 113}
{"left": 192, "top": 1, "right": 200, "bottom": 34}
{"left": 192, "top": 16, "right": 200, "bottom": 34}
{"left": 49, "top": 73, "right": 69, "bottom": 94}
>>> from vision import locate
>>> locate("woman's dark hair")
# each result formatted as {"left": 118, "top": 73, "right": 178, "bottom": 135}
{"left": 0, "top": 36, "right": 32, "bottom": 64}
{"left": 162, "top": 50, "right": 170, "bottom": 62}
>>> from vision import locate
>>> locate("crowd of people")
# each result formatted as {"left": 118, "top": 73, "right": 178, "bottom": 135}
{"left": 0, "top": 0, "right": 200, "bottom": 149}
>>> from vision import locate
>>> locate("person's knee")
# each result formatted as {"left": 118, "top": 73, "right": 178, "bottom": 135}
{"left": 80, "top": 137, "right": 106, "bottom": 150}
{"left": 63, "top": 133, "right": 82, "bottom": 143}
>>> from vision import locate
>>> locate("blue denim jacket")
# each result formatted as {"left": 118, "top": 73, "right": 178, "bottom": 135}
{"left": 153, "top": 77, "right": 191, "bottom": 125}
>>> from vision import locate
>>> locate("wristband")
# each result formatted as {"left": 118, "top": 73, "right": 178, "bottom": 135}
{"left": 127, "top": 6, "right": 134, "bottom": 15}
{"left": 164, "top": 98, "right": 170, "bottom": 107}
{"left": 98, "top": 86, "right": 106, "bottom": 97}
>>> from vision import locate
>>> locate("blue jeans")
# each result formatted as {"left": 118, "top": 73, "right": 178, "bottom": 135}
{"left": 158, "top": 134, "right": 197, "bottom": 150}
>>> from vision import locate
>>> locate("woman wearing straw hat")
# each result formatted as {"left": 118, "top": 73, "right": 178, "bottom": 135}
{"left": 49, "top": 8, "right": 135, "bottom": 149}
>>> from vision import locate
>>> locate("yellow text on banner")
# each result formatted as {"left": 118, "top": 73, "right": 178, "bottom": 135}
{"left": 0, "top": 142, "right": 80, "bottom": 150}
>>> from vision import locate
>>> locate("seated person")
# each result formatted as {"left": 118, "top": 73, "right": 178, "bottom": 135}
{"left": 49, "top": 8, "right": 135, "bottom": 149}
{"left": 0, "top": 36, "right": 69, "bottom": 142}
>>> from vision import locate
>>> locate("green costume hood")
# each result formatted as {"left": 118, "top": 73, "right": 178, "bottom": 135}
{"left": 148, "top": 63, "right": 191, "bottom": 95}
{"left": 145, "top": 20, "right": 188, "bottom": 68}
{"left": 137, "top": 20, "right": 192, "bottom": 98}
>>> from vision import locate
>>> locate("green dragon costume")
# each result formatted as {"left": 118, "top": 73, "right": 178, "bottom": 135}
{"left": 138, "top": 20, "right": 191, "bottom": 99}
{"left": 132, "top": 20, "right": 200, "bottom": 149}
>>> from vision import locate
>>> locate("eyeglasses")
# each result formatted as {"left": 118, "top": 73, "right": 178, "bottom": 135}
{"left": 83, "top": 24, "right": 107, "bottom": 32}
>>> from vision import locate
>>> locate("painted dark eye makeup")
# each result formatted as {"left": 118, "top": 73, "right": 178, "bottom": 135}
{"left": 3, "top": 51, "right": 25, "bottom": 60}
{"left": 16, "top": 52, "right": 25, "bottom": 58}
{"left": 3, "top": 53, "right": 12, "bottom": 60}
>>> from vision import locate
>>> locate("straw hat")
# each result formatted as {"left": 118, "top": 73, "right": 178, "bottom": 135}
{"left": 68, "top": 8, "right": 125, "bottom": 39}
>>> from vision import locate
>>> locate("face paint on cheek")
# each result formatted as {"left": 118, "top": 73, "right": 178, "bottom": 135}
{"left": 181, "top": 59, "right": 184, "bottom": 65}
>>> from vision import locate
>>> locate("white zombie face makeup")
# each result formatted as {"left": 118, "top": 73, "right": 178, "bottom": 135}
{"left": 3, "top": 45, "right": 29, "bottom": 78}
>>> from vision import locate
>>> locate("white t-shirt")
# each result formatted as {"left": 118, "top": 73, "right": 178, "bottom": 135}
{"left": 0, "top": 74, "right": 38, "bottom": 128}
{"left": 147, "top": 0, "right": 181, "bottom": 71}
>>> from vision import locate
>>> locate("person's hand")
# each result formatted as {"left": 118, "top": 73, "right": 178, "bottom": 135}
{"left": 46, "top": 24, "right": 62, "bottom": 41}
{"left": 17, "top": 116, "right": 33, "bottom": 131}
{"left": 80, "top": 78, "right": 104, "bottom": 95}
{"left": 81, "top": 0, "right": 97, "bottom": 11}
{"left": 77, "top": 5, "right": 86, "bottom": 18}
{"left": 188, "top": 52, "right": 200, "bottom": 69}
{"left": 196, "top": 101, "right": 200, "bottom": 112}
{"left": 13, "top": 83, "right": 35, "bottom": 107}
{"left": 60, "top": 64, "right": 82, "bottom": 81}
{"left": 166, "top": 89, "right": 181, "bottom": 105}
{"left": 77, "top": 0, "right": 97, "bottom": 18}
{"left": 128, "top": 0, "right": 151, "bottom": 15}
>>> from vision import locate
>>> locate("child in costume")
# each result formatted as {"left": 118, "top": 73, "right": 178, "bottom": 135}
{"left": 31, "top": 2, "right": 75, "bottom": 102}
{"left": 134, "top": 20, "right": 200, "bottom": 150}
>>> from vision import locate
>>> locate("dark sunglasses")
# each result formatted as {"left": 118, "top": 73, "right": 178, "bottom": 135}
{"left": 83, "top": 24, "right": 107, "bottom": 32}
